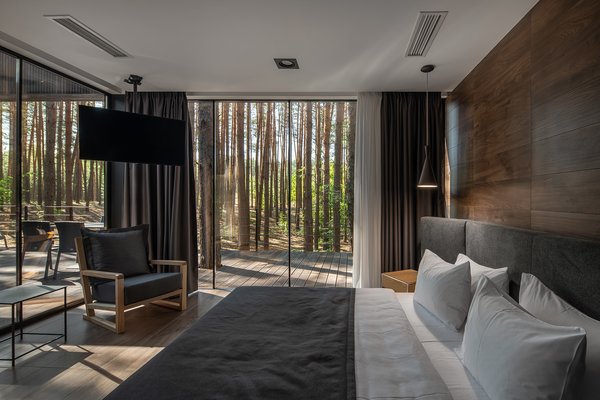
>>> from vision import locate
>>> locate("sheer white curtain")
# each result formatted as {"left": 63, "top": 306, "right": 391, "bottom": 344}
{"left": 353, "top": 93, "right": 382, "bottom": 288}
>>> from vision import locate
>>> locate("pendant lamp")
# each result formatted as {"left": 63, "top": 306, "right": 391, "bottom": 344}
{"left": 417, "top": 64, "right": 438, "bottom": 189}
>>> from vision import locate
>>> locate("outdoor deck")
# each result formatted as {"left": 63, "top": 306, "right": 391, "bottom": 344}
{"left": 0, "top": 248, "right": 352, "bottom": 327}
{"left": 199, "top": 249, "right": 353, "bottom": 288}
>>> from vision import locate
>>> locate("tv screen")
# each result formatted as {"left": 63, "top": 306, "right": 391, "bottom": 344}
{"left": 78, "top": 105, "right": 186, "bottom": 166}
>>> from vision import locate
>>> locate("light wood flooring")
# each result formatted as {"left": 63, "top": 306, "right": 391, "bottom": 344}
{"left": 0, "top": 289, "right": 229, "bottom": 400}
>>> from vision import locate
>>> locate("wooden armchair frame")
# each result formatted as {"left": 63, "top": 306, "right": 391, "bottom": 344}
{"left": 75, "top": 238, "right": 187, "bottom": 334}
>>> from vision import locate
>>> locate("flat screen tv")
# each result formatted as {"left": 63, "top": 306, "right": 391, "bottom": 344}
{"left": 78, "top": 105, "right": 186, "bottom": 166}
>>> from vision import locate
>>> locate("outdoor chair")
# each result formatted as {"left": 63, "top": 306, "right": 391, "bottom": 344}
{"left": 74, "top": 224, "right": 187, "bottom": 333}
{"left": 54, "top": 221, "right": 84, "bottom": 279}
{"left": 22, "top": 221, "right": 54, "bottom": 279}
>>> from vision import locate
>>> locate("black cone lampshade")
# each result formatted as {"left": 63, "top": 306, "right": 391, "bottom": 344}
{"left": 417, "top": 149, "right": 437, "bottom": 188}
{"left": 417, "top": 64, "right": 438, "bottom": 189}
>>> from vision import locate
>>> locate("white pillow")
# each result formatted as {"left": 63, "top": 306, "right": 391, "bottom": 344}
{"left": 455, "top": 253, "right": 508, "bottom": 295}
{"left": 414, "top": 249, "right": 471, "bottom": 330}
{"left": 520, "top": 273, "right": 600, "bottom": 400}
{"left": 462, "top": 277, "right": 587, "bottom": 400}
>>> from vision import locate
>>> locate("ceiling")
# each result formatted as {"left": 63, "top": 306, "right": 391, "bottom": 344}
{"left": 0, "top": 0, "right": 538, "bottom": 95}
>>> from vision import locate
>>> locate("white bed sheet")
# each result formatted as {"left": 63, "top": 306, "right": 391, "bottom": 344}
{"left": 395, "top": 293, "right": 490, "bottom": 400}
{"left": 355, "top": 288, "right": 452, "bottom": 400}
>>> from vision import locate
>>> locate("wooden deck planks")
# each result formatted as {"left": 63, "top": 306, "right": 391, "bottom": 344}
{"left": 199, "top": 250, "right": 352, "bottom": 289}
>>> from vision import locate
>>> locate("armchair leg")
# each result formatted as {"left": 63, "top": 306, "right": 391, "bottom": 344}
{"left": 180, "top": 290, "right": 187, "bottom": 311}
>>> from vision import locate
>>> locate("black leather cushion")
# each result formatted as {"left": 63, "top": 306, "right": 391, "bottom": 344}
{"left": 92, "top": 272, "right": 182, "bottom": 305}
{"left": 82, "top": 225, "right": 151, "bottom": 277}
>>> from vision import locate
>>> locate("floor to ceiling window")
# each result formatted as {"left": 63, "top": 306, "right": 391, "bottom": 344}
{"left": 0, "top": 50, "right": 18, "bottom": 298}
{"left": 190, "top": 100, "right": 355, "bottom": 289}
{"left": 0, "top": 48, "right": 106, "bottom": 330}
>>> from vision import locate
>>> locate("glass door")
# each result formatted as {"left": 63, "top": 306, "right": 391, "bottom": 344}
{"left": 289, "top": 102, "right": 355, "bottom": 287}
{"left": 191, "top": 100, "right": 355, "bottom": 289}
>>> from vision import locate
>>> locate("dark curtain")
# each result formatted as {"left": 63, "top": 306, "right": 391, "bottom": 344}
{"left": 381, "top": 92, "right": 445, "bottom": 272}
{"left": 122, "top": 92, "right": 199, "bottom": 292}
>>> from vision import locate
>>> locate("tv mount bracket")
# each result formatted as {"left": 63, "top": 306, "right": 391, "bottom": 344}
{"left": 124, "top": 74, "right": 143, "bottom": 110}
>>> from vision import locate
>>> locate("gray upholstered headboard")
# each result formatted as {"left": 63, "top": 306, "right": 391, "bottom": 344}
{"left": 420, "top": 217, "right": 600, "bottom": 320}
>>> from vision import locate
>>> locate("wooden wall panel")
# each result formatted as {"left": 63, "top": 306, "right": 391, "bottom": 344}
{"left": 447, "top": 0, "right": 600, "bottom": 240}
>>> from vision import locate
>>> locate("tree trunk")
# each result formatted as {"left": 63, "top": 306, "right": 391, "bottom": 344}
{"left": 273, "top": 106, "right": 279, "bottom": 224}
{"left": 44, "top": 102, "right": 57, "bottom": 220}
{"left": 64, "top": 102, "right": 74, "bottom": 206}
{"left": 73, "top": 127, "right": 82, "bottom": 204}
{"left": 314, "top": 103, "right": 322, "bottom": 250}
{"left": 24, "top": 103, "right": 36, "bottom": 204}
{"left": 236, "top": 102, "right": 250, "bottom": 250}
{"left": 56, "top": 102, "right": 64, "bottom": 208}
{"left": 294, "top": 104, "right": 303, "bottom": 231}
{"left": 262, "top": 103, "right": 272, "bottom": 249}
{"left": 255, "top": 104, "right": 263, "bottom": 249}
{"left": 198, "top": 102, "right": 219, "bottom": 268}
{"left": 36, "top": 102, "right": 44, "bottom": 205}
{"left": 246, "top": 103, "right": 251, "bottom": 207}
{"left": 333, "top": 102, "right": 344, "bottom": 251}
{"left": 229, "top": 106, "right": 236, "bottom": 238}
{"left": 303, "top": 102, "right": 313, "bottom": 251}
{"left": 8, "top": 102, "right": 17, "bottom": 205}
{"left": 323, "top": 104, "right": 332, "bottom": 249}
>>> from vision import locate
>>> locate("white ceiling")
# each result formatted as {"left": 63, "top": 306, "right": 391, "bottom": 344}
{"left": 0, "top": 0, "right": 538, "bottom": 95}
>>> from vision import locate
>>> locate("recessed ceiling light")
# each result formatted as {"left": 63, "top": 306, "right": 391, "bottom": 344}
{"left": 274, "top": 58, "right": 299, "bottom": 69}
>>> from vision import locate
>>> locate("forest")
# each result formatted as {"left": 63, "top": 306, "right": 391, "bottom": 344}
{"left": 0, "top": 100, "right": 105, "bottom": 244}
{"left": 0, "top": 95, "right": 356, "bottom": 265}
{"left": 189, "top": 101, "right": 356, "bottom": 269}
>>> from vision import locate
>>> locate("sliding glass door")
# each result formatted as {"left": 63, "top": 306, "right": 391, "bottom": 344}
{"left": 0, "top": 48, "right": 106, "bottom": 330}
{"left": 190, "top": 100, "right": 355, "bottom": 289}
{"left": 212, "top": 102, "right": 290, "bottom": 287}
{"left": 289, "top": 102, "right": 355, "bottom": 287}
{"left": 0, "top": 51, "right": 18, "bottom": 297}
{"left": 20, "top": 61, "right": 105, "bottom": 312}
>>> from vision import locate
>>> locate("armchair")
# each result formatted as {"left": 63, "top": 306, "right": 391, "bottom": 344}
{"left": 74, "top": 225, "right": 187, "bottom": 334}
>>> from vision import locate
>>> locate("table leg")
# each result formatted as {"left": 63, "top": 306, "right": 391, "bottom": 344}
{"left": 19, "top": 301, "right": 23, "bottom": 340}
{"left": 63, "top": 287, "right": 67, "bottom": 342}
{"left": 11, "top": 305, "right": 15, "bottom": 367}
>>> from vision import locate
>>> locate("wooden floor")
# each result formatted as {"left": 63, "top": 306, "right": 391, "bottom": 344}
{"left": 0, "top": 289, "right": 229, "bottom": 400}
{"left": 0, "top": 249, "right": 353, "bottom": 399}
{"left": 199, "top": 249, "right": 353, "bottom": 288}
{"left": 0, "top": 250, "right": 84, "bottom": 327}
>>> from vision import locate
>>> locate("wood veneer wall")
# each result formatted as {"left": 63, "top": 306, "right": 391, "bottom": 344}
{"left": 446, "top": 0, "right": 600, "bottom": 239}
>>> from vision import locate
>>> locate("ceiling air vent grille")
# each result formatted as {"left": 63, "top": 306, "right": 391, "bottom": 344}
{"left": 45, "top": 15, "right": 128, "bottom": 58}
{"left": 406, "top": 11, "right": 447, "bottom": 57}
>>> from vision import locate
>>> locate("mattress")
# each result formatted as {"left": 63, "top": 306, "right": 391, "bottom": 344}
{"left": 395, "top": 293, "right": 490, "bottom": 400}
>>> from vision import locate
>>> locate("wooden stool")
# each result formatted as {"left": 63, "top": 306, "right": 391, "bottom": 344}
{"left": 381, "top": 270, "right": 418, "bottom": 292}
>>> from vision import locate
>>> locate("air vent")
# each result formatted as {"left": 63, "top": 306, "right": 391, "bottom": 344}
{"left": 406, "top": 11, "right": 447, "bottom": 57}
{"left": 45, "top": 15, "right": 128, "bottom": 57}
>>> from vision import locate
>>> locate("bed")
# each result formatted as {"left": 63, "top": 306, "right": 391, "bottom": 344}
{"left": 105, "top": 217, "right": 600, "bottom": 400}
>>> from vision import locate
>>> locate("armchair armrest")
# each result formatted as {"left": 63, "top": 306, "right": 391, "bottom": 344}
{"left": 149, "top": 260, "right": 187, "bottom": 269}
{"left": 80, "top": 270, "right": 124, "bottom": 280}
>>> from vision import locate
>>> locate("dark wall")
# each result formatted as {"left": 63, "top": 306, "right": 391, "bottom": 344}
{"left": 446, "top": 0, "right": 600, "bottom": 239}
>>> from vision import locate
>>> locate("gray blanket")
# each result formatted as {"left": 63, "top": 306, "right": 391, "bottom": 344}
{"left": 105, "top": 287, "right": 356, "bottom": 400}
